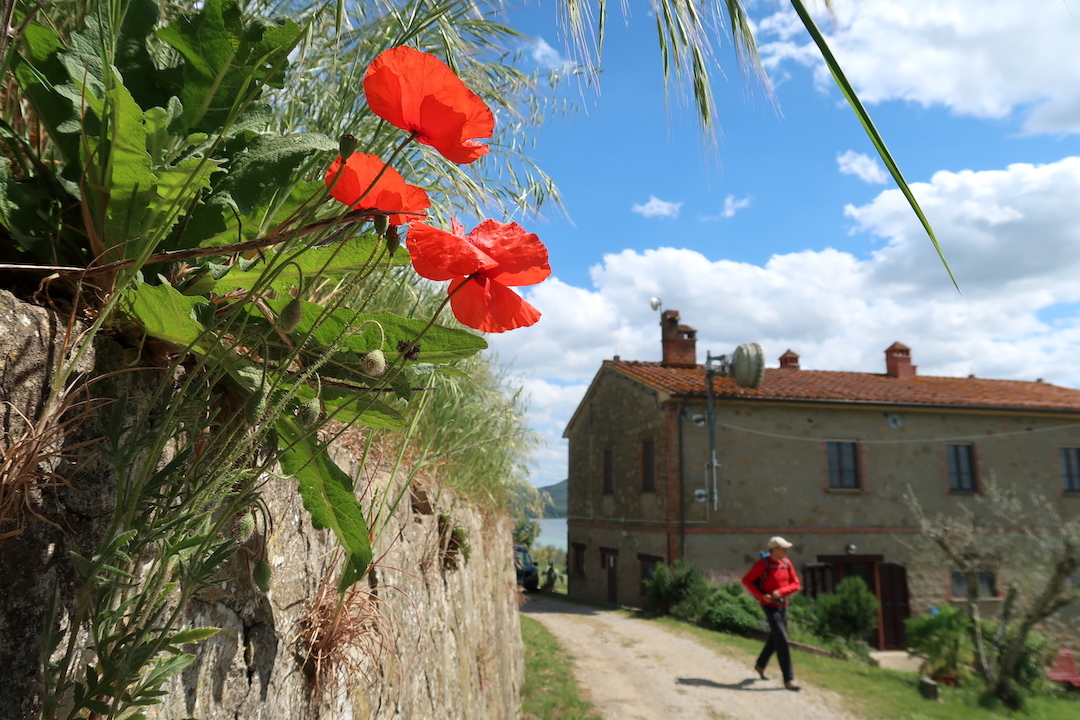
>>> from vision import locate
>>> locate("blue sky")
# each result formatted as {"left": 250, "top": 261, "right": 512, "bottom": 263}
{"left": 477, "top": 0, "right": 1080, "bottom": 488}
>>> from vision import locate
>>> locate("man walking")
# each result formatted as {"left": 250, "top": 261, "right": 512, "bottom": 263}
{"left": 742, "top": 536, "right": 801, "bottom": 690}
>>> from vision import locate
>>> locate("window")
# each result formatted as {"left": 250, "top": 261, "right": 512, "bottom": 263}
{"left": 827, "top": 441, "right": 860, "bottom": 489}
{"left": 638, "top": 554, "right": 664, "bottom": 596}
{"left": 602, "top": 448, "right": 614, "bottom": 495}
{"left": 947, "top": 444, "right": 977, "bottom": 492}
{"left": 641, "top": 439, "right": 656, "bottom": 492}
{"left": 1060, "top": 448, "right": 1080, "bottom": 493}
{"left": 570, "top": 543, "right": 586, "bottom": 577}
{"left": 950, "top": 570, "right": 998, "bottom": 598}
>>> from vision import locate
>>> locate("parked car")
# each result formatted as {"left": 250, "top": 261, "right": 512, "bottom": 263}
{"left": 514, "top": 544, "right": 539, "bottom": 591}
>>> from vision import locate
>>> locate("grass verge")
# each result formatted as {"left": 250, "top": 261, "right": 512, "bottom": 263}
{"left": 651, "top": 617, "right": 1080, "bottom": 720}
{"left": 520, "top": 614, "right": 603, "bottom": 720}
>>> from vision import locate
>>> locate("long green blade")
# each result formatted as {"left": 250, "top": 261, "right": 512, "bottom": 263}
{"left": 789, "top": 0, "right": 958, "bottom": 292}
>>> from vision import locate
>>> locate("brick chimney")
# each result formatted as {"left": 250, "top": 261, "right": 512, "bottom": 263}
{"left": 885, "top": 342, "right": 917, "bottom": 379}
{"left": 660, "top": 310, "right": 697, "bottom": 367}
{"left": 779, "top": 349, "right": 800, "bottom": 370}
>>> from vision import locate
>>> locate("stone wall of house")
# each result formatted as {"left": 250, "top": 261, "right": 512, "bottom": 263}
{"left": 0, "top": 290, "right": 523, "bottom": 720}
{"left": 567, "top": 362, "right": 1080, "bottom": 650}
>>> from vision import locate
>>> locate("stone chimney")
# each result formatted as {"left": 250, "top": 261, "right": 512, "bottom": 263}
{"left": 660, "top": 310, "right": 697, "bottom": 367}
{"left": 779, "top": 349, "right": 800, "bottom": 370}
{"left": 885, "top": 342, "right": 917, "bottom": 379}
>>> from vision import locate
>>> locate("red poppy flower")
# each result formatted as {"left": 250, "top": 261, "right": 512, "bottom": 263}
{"left": 407, "top": 219, "right": 550, "bottom": 333}
{"left": 324, "top": 153, "right": 430, "bottom": 225}
{"left": 364, "top": 46, "right": 495, "bottom": 164}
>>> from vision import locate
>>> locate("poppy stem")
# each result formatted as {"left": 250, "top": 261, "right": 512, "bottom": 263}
{"left": 401, "top": 279, "right": 471, "bottom": 356}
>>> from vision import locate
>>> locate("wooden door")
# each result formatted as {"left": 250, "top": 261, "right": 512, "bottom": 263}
{"left": 878, "top": 563, "right": 910, "bottom": 650}
{"left": 600, "top": 548, "right": 618, "bottom": 605}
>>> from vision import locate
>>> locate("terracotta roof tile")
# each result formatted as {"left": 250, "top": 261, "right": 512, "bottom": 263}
{"left": 610, "top": 361, "right": 1080, "bottom": 413}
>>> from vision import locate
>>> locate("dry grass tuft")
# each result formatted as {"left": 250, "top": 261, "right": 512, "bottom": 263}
{"left": 297, "top": 556, "right": 394, "bottom": 696}
{"left": 0, "top": 385, "right": 103, "bottom": 539}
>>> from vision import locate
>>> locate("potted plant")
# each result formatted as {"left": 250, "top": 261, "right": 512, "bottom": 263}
{"left": 904, "top": 606, "right": 973, "bottom": 686}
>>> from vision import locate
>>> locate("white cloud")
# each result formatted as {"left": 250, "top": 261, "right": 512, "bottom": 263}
{"left": 757, "top": 0, "right": 1080, "bottom": 134}
{"left": 492, "top": 156, "right": 1080, "bottom": 485}
{"left": 632, "top": 195, "right": 683, "bottom": 219}
{"left": 528, "top": 37, "right": 565, "bottom": 71}
{"left": 837, "top": 150, "right": 888, "bottom": 184}
{"left": 722, "top": 194, "right": 752, "bottom": 217}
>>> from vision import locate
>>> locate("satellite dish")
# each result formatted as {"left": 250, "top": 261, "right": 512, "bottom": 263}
{"left": 731, "top": 343, "right": 765, "bottom": 388}
{"left": 649, "top": 297, "right": 662, "bottom": 312}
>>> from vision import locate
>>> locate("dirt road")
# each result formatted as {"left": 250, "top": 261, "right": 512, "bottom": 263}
{"left": 520, "top": 595, "right": 856, "bottom": 720}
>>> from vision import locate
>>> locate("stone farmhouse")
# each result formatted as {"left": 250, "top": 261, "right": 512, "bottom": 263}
{"left": 563, "top": 310, "right": 1080, "bottom": 649}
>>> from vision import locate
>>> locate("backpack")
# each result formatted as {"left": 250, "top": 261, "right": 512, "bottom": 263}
{"left": 753, "top": 553, "right": 787, "bottom": 594}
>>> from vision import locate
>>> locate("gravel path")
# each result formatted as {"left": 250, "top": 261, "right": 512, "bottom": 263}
{"left": 520, "top": 595, "right": 858, "bottom": 720}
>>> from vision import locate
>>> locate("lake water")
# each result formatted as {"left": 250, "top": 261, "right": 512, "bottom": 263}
{"left": 531, "top": 518, "right": 567, "bottom": 550}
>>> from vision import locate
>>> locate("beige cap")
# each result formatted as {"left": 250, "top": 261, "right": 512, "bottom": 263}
{"left": 768, "top": 536, "right": 793, "bottom": 549}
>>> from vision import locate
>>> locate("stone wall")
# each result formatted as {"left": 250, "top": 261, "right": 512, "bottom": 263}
{"left": 0, "top": 290, "right": 524, "bottom": 720}
{"left": 153, "top": 462, "right": 524, "bottom": 720}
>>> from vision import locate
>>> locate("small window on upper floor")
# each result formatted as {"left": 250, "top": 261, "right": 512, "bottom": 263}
{"left": 827, "top": 441, "right": 860, "bottom": 490}
{"left": 641, "top": 439, "right": 656, "bottom": 492}
{"left": 1060, "top": 448, "right": 1080, "bottom": 493}
{"left": 951, "top": 569, "right": 998, "bottom": 598}
{"left": 946, "top": 444, "right": 977, "bottom": 492}
{"left": 602, "top": 448, "right": 614, "bottom": 495}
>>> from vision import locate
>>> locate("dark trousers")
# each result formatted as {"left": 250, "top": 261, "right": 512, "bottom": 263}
{"left": 756, "top": 605, "right": 794, "bottom": 682}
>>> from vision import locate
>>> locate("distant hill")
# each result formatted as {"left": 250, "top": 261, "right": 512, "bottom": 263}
{"left": 538, "top": 479, "right": 567, "bottom": 518}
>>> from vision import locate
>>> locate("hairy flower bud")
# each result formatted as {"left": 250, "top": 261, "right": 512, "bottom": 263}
{"left": 362, "top": 349, "right": 387, "bottom": 377}
{"left": 338, "top": 133, "right": 358, "bottom": 160}
{"left": 279, "top": 297, "right": 303, "bottom": 334}
{"left": 245, "top": 389, "right": 266, "bottom": 423}
{"left": 296, "top": 396, "right": 322, "bottom": 428}
{"left": 235, "top": 511, "right": 256, "bottom": 542}
{"left": 372, "top": 214, "right": 390, "bottom": 236}
{"left": 253, "top": 558, "right": 271, "bottom": 592}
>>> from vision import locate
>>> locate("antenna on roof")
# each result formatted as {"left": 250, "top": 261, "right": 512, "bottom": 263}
{"left": 705, "top": 343, "right": 765, "bottom": 389}
{"left": 649, "top": 297, "right": 663, "bottom": 312}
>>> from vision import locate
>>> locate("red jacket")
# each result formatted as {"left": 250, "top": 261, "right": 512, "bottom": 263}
{"left": 742, "top": 556, "right": 801, "bottom": 607}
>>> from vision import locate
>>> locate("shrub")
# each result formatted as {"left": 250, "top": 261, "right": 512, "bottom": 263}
{"left": 904, "top": 606, "right": 972, "bottom": 677}
{"left": 643, "top": 560, "right": 712, "bottom": 620}
{"left": 703, "top": 583, "right": 764, "bottom": 635}
{"left": 811, "top": 577, "right": 881, "bottom": 641}
{"left": 980, "top": 620, "right": 1053, "bottom": 692}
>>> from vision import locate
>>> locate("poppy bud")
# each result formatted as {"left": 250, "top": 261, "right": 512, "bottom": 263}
{"left": 362, "top": 349, "right": 387, "bottom": 376}
{"left": 372, "top": 214, "right": 390, "bottom": 236}
{"left": 235, "top": 511, "right": 256, "bottom": 542}
{"left": 253, "top": 558, "right": 271, "bottom": 592}
{"left": 296, "top": 396, "right": 322, "bottom": 427}
{"left": 245, "top": 389, "right": 266, "bottom": 423}
{"left": 338, "top": 133, "right": 358, "bottom": 160}
{"left": 279, "top": 297, "right": 303, "bottom": 334}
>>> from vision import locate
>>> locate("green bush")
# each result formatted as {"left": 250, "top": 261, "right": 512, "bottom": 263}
{"left": 904, "top": 606, "right": 972, "bottom": 677}
{"left": 811, "top": 577, "right": 881, "bottom": 641}
{"left": 980, "top": 620, "right": 1053, "bottom": 692}
{"left": 643, "top": 560, "right": 712, "bottom": 620}
{"left": 703, "top": 582, "right": 764, "bottom": 635}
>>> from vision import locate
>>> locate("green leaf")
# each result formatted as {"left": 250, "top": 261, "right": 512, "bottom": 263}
{"left": 196, "top": 233, "right": 404, "bottom": 294}
{"left": 11, "top": 24, "right": 82, "bottom": 165}
{"left": 156, "top": 0, "right": 303, "bottom": 130}
{"left": 82, "top": 699, "right": 113, "bottom": 714}
{"left": 215, "top": 133, "right": 336, "bottom": 217}
{"left": 320, "top": 389, "right": 405, "bottom": 429}
{"left": 120, "top": 281, "right": 210, "bottom": 350}
{"left": 789, "top": 0, "right": 956, "bottom": 291}
{"left": 276, "top": 416, "right": 371, "bottom": 584}
{"left": 170, "top": 627, "right": 221, "bottom": 644}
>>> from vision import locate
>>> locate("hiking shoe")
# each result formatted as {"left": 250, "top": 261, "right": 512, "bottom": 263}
{"left": 754, "top": 665, "right": 768, "bottom": 680}
{"left": 784, "top": 681, "right": 801, "bottom": 691}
